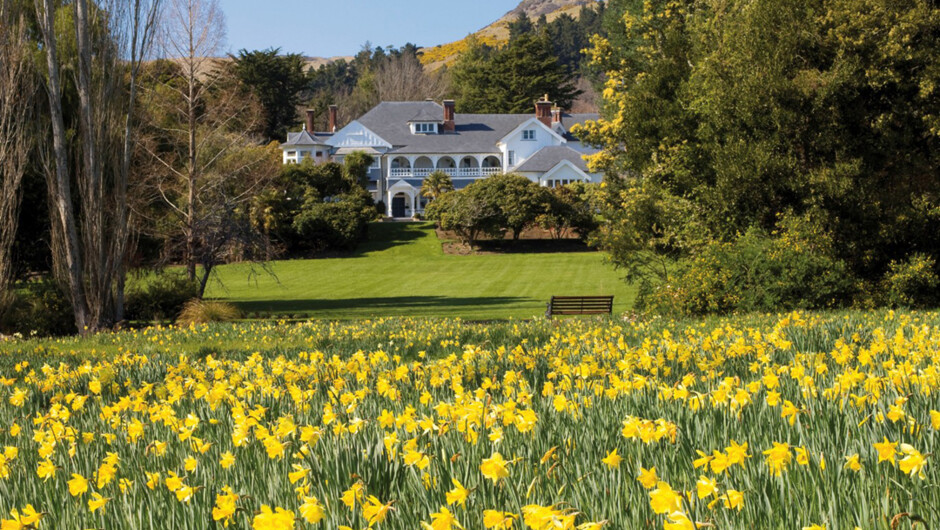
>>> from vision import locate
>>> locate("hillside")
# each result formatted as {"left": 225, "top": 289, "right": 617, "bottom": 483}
{"left": 419, "top": 0, "right": 599, "bottom": 69}
{"left": 165, "top": 55, "right": 353, "bottom": 80}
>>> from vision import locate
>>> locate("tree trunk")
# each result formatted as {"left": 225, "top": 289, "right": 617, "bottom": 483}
{"left": 186, "top": 25, "right": 198, "bottom": 282}
{"left": 74, "top": 0, "right": 110, "bottom": 329}
{"left": 36, "top": 0, "right": 91, "bottom": 332}
{"left": 198, "top": 263, "right": 211, "bottom": 299}
{"left": 0, "top": 4, "right": 33, "bottom": 298}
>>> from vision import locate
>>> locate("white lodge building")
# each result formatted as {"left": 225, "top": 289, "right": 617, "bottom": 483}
{"left": 279, "top": 97, "right": 601, "bottom": 219}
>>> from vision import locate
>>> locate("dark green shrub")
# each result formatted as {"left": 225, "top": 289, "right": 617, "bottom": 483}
{"left": 425, "top": 186, "right": 505, "bottom": 247}
{"left": 537, "top": 183, "right": 599, "bottom": 240}
{"left": 641, "top": 219, "right": 856, "bottom": 316}
{"left": 125, "top": 272, "right": 200, "bottom": 322}
{"left": 882, "top": 254, "right": 940, "bottom": 309}
{"left": 292, "top": 193, "right": 373, "bottom": 252}
{"left": 0, "top": 281, "right": 75, "bottom": 336}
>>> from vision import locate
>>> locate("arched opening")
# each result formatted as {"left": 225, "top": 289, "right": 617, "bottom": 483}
{"left": 436, "top": 156, "right": 456, "bottom": 169}
{"left": 414, "top": 156, "right": 433, "bottom": 177}
{"left": 459, "top": 157, "right": 479, "bottom": 169}
{"left": 482, "top": 156, "right": 502, "bottom": 175}
{"left": 390, "top": 157, "right": 411, "bottom": 177}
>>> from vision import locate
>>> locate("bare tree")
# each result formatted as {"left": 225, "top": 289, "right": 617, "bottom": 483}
{"left": 149, "top": 0, "right": 229, "bottom": 282}
{"left": 0, "top": 1, "right": 35, "bottom": 303}
{"left": 374, "top": 53, "right": 451, "bottom": 102}
{"left": 34, "top": 0, "right": 161, "bottom": 332}
{"left": 144, "top": 0, "right": 275, "bottom": 297}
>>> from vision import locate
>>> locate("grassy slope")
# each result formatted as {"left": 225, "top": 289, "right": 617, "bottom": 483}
{"left": 207, "top": 222, "right": 635, "bottom": 319}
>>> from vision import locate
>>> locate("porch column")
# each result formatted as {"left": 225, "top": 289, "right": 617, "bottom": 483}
{"left": 387, "top": 191, "right": 393, "bottom": 217}
{"left": 410, "top": 193, "right": 416, "bottom": 218}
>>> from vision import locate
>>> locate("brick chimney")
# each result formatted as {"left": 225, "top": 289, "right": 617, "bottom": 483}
{"left": 551, "top": 106, "right": 562, "bottom": 125}
{"left": 304, "top": 109, "right": 315, "bottom": 133}
{"left": 328, "top": 105, "right": 338, "bottom": 133}
{"left": 535, "top": 94, "right": 552, "bottom": 128}
{"left": 442, "top": 100, "right": 456, "bottom": 132}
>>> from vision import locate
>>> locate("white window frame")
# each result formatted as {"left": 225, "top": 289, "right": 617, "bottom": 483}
{"left": 522, "top": 129, "right": 536, "bottom": 141}
{"left": 413, "top": 122, "right": 437, "bottom": 134}
{"left": 508, "top": 151, "right": 515, "bottom": 166}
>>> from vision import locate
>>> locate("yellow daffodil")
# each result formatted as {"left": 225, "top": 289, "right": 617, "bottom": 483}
{"left": 637, "top": 466, "right": 658, "bottom": 489}
{"left": 480, "top": 453, "right": 510, "bottom": 482}
{"left": 445, "top": 478, "right": 470, "bottom": 506}
{"left": 873, "top": 437, "right": 898, "bottom": 464}
{"left": 88, "top": 492, "right": 109, "bottom": 513}
{"left": 649, "top": 481, "right": 682, "bottom": 514}
{"left": 601, "top": 449, "right": 622, "bottom": 469}
{"left": 67, "top": 473, "right": 88, "bottom": 497}
{"left": 252, "top": 505, "right": 295, "bottom": 530}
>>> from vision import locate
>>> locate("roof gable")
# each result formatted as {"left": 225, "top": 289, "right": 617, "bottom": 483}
{"left": 498, "top": 117, "right": 565, "bottom": 145}
{"left": 542, "top": 159, "right": 591, "bottom": 181}
{"left": 326, "top": 120, "right": 392, "bottom": 149}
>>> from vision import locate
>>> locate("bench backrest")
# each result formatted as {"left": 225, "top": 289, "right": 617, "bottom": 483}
{"left": 548, "top": 295, "right": 614, "bottom": 316}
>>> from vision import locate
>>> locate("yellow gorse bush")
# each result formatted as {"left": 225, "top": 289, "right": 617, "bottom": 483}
{"left": 0, "top": 311, "right": 937, "bottom": 528}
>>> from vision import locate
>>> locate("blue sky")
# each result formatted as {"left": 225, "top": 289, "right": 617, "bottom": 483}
{"left": 222, "top": 0, "right": 520, "bottom": 57}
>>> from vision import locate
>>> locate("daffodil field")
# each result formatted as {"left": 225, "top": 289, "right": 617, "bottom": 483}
{"left": 1, "top": 311, "right": 939, "bottom": 529}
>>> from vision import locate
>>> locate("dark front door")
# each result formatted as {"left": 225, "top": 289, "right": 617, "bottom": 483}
{"left": 392, "top": 196, "right": 406, "bottom": 217}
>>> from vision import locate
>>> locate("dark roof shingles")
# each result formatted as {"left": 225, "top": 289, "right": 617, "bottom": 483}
{"left": 515, "top": 146, "right": 592, "bottom": 173}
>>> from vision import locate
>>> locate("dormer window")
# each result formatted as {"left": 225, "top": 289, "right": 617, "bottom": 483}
{"left": 412, "top": 122, "right": 438, "bottom": 134}
{"left": 522, "top": 129, "right": 536, "bottom": 141}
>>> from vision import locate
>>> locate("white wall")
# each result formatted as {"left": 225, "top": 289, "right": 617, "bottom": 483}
{"left": 500, "top": 121, "right": 563, "bottom": 170}
{"left": 281, "top": 146, "right": 330, "bottom": 165}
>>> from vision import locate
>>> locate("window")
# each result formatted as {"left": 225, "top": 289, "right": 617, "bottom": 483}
{"left": 522, "top": 129, "right": 536, "bottom": 141}
{"left": 316, "top": 151, "right": 323, "bottom": 157}
{"left": 414, "top": 122, "right": 437, "bottom": 134}
{"left": 370, "top": 157, "right": 381, "bottom": 169}
{"left": 287, "top": 151, "right": 296, "bottom": 157}
{"left": 508, "top": 151, "right": 515, "bottom": 166}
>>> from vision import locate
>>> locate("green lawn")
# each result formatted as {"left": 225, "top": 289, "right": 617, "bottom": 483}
{"left": 207, "top": 222, "right": 635, "bottom": 319}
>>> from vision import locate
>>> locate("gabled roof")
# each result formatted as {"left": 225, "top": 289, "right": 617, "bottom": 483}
{"left": 358, "top": 102, "right": 528, "bottom": 155}
{"left": 347, "top": 102, "right": 601, "bottom": 155}
{"left": 515, "top": 146, "right": 591, "bottom": 173}
{"left": 280, "top": 129, "right": 331, "bottom": 148}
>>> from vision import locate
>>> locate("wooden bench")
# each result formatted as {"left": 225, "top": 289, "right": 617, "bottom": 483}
{"left": 546, "top": 295, "right": 614, "bottom": 319}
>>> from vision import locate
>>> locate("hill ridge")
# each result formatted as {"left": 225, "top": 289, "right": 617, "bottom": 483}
{"left": 419, "top": 0, "right": 599, "bottom": 69}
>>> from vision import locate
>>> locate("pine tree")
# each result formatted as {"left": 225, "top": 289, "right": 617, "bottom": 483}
{"left": 453, "top": 33, "right": 580, "bottom": 113}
